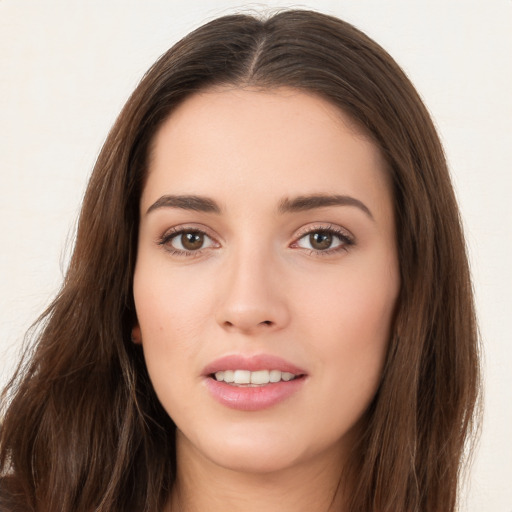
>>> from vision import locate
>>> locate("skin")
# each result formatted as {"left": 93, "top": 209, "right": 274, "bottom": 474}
{"left": 133, "top": 87, "right": 400, "bottom": 511}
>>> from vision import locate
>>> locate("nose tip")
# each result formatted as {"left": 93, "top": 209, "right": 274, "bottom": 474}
{"left": 215, "top": 256, "right": 290, "bottom": 334}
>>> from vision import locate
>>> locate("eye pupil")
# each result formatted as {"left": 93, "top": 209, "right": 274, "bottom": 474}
{"left": 310, "top": 231, "right": 332, "bottom": 250}
{"left": 181, "top": 232, "right": 204, "bottom": 250}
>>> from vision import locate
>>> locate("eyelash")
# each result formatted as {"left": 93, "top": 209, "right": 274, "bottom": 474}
{"left": 157, "top": 226, "right": 218, "bottom": 258}
{"left": 292, "top": 224, "right": 355, "bottom": 257}
{"left": 157, "top": 224, "right": 355, "bottom": 258}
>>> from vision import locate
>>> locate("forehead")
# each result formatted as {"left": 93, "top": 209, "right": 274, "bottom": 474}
{"left": 142, "top": 87, "right": 391, "bottom": 218}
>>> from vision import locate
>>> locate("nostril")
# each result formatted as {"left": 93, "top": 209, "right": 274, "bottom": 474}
{"left": 219, "top": 315, "right": 282, "bottom": 332}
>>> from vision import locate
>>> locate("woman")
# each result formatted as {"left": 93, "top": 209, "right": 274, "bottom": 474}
{"left": 0, "top": 9, "right": 480, "bottom": 512}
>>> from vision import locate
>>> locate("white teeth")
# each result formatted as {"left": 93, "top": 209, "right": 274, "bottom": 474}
{"left": 223, "top": 370, "right": 234, "bottom": 383}
{"left": 233, "top": 370, "right": 251, "bottom": 384}
{"left": 269, "top": 369, "right": 281, "bottom": 382}
{"left": 250, "top": 370, "right": 269, "bottom": 384}
{"left": 213, "top": 369, "right": 299, "bottom": 385}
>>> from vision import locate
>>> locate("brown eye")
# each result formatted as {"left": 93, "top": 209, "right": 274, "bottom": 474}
{"left": 164, "top": 230, "right": 216, "bottom": 253}
{"left": 309, "top": 231, "right": 333, "bottom": 250}
{"left": 180, "top": 232, "right": 204, "bottom": 250}
{"left": 294, "top": 227, "right": 353, "bottom": 254}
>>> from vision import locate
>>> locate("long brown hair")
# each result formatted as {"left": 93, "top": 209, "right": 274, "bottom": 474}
{"left": 0, "top": 10, "right": 480, "bottom": 512}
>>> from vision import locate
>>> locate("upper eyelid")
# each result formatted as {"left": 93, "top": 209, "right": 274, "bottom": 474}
{"left": 293, "top": 223, "right": 354, "bottom": 241}
{"left": 159, "top": 223, "right": 220, "bottom": 241}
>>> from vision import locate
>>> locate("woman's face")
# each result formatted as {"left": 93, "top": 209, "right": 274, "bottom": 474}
{"left": 133, "top": 87, "right": 400, "bottom": 474}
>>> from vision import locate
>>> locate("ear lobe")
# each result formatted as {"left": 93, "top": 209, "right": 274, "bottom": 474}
{"left": 131, "top": 325, "right": 142, "bottom": 344}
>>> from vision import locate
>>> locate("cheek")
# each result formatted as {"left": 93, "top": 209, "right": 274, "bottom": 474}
{"left": 133, "top": 262, "right": 225, "bottom": 417}
{"left": 134, "top": 263, "right": 213, "bottom": 342}
{"left": 298, "top": 260, "right": 398, "bottom": 396}
{"left": 300, "top": 260, "right": 397, "bottom": 341}
{"left": 133, "top": 270, "right": 204, "bottom": 415}
{"left": 133, "top": 271, "right": 191, "bottom": 392}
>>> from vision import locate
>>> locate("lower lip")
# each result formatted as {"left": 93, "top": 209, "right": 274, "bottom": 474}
{"left": 204, "top": 377, "right": 305, "bottom": 411}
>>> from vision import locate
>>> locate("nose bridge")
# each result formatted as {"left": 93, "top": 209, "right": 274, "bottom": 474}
{"left": 216, "top": 235, "right": 289, "bottom": 333}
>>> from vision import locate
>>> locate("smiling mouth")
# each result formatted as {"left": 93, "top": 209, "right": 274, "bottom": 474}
{"left": 205, "top": 362, "right": 307, "bottom": 410}
{"left": 211, "top": 369, "right": 304, "bottom": 386}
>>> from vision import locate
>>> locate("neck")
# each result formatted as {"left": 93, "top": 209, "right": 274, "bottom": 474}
{"left": 167, "top": 431, "right": 350, "bottom": 512}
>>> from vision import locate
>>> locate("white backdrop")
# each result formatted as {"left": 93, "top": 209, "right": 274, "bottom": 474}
{"left": 1, "top": 1, "right": 511, "bottom": 510}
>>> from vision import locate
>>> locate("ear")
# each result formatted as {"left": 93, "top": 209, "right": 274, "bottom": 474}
{"left": 131, "top": 324, "right": 142, "bottom": 344}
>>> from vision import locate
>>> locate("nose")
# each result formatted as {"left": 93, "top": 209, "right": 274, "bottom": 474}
{"left": 215, "top": 248, "right": 290, "bottom": 334}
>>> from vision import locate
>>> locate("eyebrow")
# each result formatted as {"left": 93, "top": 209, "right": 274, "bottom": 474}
{"left": 146, "top": 193, "right": 373, "bottom": 220}
{"left": 278, "top": 194, "right": 374, "bottom": 220}
{"left": 146, "top": 195, "right": 221, "bottom": 214}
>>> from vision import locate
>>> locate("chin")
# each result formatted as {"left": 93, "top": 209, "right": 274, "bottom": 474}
{"left": 178, "top": 418, "right": 348, "bottom": 477}
{"left": 178, "top": 423, "right": 314, "bottom": 474}
{"left": 208, "top": 444, "right": 305, "bottom": 475}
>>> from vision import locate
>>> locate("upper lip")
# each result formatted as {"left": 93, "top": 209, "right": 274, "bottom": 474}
{"left": 202, "top": 354, "right": 307, "bottom": 376}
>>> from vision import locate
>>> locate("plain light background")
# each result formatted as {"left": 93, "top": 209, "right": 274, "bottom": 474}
{"left": 1, "top": 1, "right": 511, "bottom": 510}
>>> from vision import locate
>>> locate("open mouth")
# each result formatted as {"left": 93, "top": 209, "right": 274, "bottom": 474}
{"left": 210, "top": 369, "right": 304, "bottom": 386}
{"left": 204, "top": 359, "right": 307, "bottom": 410}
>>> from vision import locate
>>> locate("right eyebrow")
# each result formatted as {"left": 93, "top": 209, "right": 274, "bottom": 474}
{"left": 146, "top": 195, "right": 222, "bottom": 215}
{"left": 277, "top": 193, "right": 374, "bottom": 220}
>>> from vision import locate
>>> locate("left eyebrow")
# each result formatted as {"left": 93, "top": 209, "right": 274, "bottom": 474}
{"left": 146, "top": 194, "right": 221, "bottom": 215}
{"left": 277, "top": 194, "right": 374, "bottom": 220}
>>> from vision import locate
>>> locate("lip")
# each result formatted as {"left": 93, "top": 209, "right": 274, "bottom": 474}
{"left": 202, "top": 354, "right": 307, "bottom": 412}
{"left": 202, "top": 354, "right": 306, "bottom": 376}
